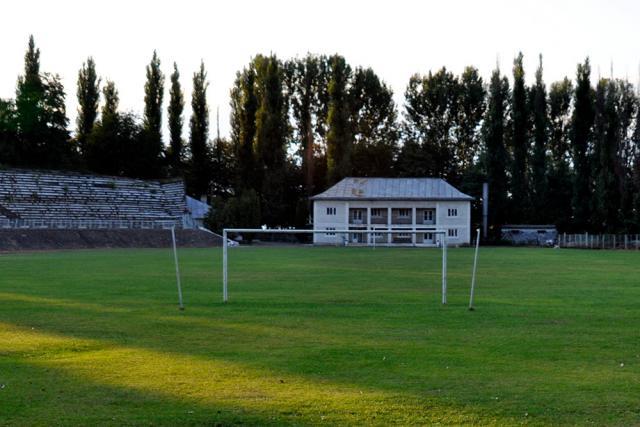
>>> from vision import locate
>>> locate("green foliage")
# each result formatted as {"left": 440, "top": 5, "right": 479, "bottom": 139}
{"left": 571, "top": 59, "right": 595, "bottom": 230}
{"left": 14, "top": 36, "right": 72, "bottom": 168}
{"left": 188, "top": 61, "right": 210, "bottom": 197}
{"left": 230, "top": 65, "right": 258, "bottom": 192}
{"left": 139, "top": 51, "right": 164, "bottom": 178}
{"left": 399, "top": 66, "right": 484, "bottom": 182}
{"left": 205, "top": 188, "right": 261, "bottom": 233}
{"left": 326, "top": 55, "right": 352, "bottom": 185}
{"left": 253, "top": 55, "right": 289, "bottom": 226}
{"left": 167, "top": 62, "right": 184, "bottom": 175}
{"left": 482, "top": 67, "right": 510, "bottom": 235}
{"left": 350, "top": 67, "right": 399, "bottom": 177}
{"left": 509, "top": 52, "right": 529, "bottom": 222}
{"left": 530, "top": 55, "right": 548, "bottom": 223}
{"left": 547, "top": 78, "right": 573, "bottom": 229}
{"left": 76, "top": 57, "right": 100, "bottom": 155}
{"left": 0, "top": 99, "right": 17, "bottom": 164}
{"left": 455, "top": 67, "right": 486, "bottom": 172}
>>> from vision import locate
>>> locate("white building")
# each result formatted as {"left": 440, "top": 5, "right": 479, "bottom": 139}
{"left": 311, "top": 177, "right": 473, "bottom": 246}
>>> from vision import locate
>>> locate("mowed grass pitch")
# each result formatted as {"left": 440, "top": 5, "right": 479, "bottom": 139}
{"left": 1, "top": 247, "right": 639, "bottom": 426}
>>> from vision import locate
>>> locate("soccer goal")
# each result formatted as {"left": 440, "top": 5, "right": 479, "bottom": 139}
{"left": 221, "top": 228, "right": 450, "bottom": 304}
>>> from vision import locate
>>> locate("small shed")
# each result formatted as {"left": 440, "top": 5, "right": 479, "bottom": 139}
{"left": 501, "top": 224, "right": 557, "bottom": 246}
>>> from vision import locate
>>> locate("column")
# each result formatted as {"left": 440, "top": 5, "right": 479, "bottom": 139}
{"left": 387, "top": 206, "right": 392, "bottom": 244}
{"left": 411, "top": 206, "right": 416, "bottom": 246}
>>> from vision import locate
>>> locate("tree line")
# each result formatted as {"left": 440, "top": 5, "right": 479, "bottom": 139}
{"left": 1, "top": 36, "right": 640, "bottom": 236}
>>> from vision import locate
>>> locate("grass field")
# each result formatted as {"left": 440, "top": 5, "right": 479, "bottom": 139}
{"left": 1, "top": 246, "right": 639, "bottom": 425}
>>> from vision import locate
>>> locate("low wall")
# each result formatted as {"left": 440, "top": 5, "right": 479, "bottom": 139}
{"left": 0, "top": 229, "right": 222, "bottom": 251}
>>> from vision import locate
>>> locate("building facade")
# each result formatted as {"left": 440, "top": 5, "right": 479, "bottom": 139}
{"left": 311, "top": 177, "right": 473, "bottom": 246}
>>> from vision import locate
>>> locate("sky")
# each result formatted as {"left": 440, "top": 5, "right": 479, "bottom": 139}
{"left": 2, "top": 0, "right": 639, "bottom": 140}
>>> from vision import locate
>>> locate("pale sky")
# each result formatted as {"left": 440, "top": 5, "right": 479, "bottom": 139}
{"left": 2, "top": 0, "right": 639, "bottom": 141}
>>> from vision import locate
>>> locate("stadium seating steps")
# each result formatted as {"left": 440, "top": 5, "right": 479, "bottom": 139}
{"left": 0, "top": 169, "right": 186, "bottom": 229}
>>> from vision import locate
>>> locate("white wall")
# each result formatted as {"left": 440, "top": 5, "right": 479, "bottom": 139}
{"left": 313, "top": 199, "right": 471, "bottom": 245}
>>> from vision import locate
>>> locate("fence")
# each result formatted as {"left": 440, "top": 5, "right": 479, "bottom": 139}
{"left": 0, "top": 218, "right": 184, "bottom": 230}
{"left": 559, "top": 233, "right": 640, "bottom": 250}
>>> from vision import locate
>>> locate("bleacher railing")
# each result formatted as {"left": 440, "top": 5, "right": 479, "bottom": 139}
{"left": 0, "top": 218, "right": 183, "bottom": 230}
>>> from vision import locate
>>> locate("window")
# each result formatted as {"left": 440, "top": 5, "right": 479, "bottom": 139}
{"left": 326, "top": 207, "right": 336, "bottom": 215}
{"left": 371, "top": 208, "right": 384, "bottom": 217}
{"left": 325, "top": 227, "right": 336, "bottom": 236}
{"left": 352, "top": 210, "right": 363, "bottom": 220}
{"left": 397, "top": 233, "right": 411, "bottom": 238}
{"left": 398, "top": 209, "right": 411, "bottom": 218}
{"left": 424, "top": 232, "right": 434, "bottom": 240}
{"left": 447, "top": 208, "right": 458, "bottom": 217}
{"left": 448, "top": 228, "right": 458, "bottom": 238}
{"left": 423, "top": 210, "right": 434, "bottom": 221}
{"left": 373, "top": 232, "right": 383, "bottom": 238}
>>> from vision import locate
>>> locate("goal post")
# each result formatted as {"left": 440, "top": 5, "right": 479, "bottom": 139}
{"left": 221, "top": 228, "right": 449, "bottom": 305}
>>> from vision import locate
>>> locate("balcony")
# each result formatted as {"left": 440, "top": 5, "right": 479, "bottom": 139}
{"left": 348, "top": 208, "right": 367, "bottom": 225}
{"left": 416, "top": 209, "right": 436, "bottom": 225}
{"left": 391, "top": 208, "right": 412, "bottom": 225}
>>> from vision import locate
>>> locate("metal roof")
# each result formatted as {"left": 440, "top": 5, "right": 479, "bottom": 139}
{"left": 310, "top": 177, "right": 474, "bottom": 201}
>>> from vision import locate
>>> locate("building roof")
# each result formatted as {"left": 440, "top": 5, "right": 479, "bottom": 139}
{"left": 310, "top": 177, "right": 473, "bottom": 201}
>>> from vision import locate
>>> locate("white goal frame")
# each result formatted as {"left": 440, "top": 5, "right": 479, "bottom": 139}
{"left": 221, "top": 228, "right": 449, "bottom": 305}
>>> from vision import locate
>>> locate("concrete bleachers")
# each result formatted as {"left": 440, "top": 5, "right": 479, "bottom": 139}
{"left": 0, "top": 169, "right": 187, "bottom": 229}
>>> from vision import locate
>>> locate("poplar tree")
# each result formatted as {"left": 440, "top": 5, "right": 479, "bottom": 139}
{"left": 230, "top": 65, "right": 258, "bottom": 191}
{"left": 188, "top": 61, "right": 210, "bottom": 198}
{"left": 510, "top": 52, "right": 529, "bottom": 222}
{"left": 140, "top": 51, "right": 164, "bottom": 177}
{"left": 15, "top": 35, "right": 45, "bottom": 165}
{"left": 530, "top": 55, "right": 548, "bottom": 222}
{"left": 167, "top": 62, "right": 184, "bottom": 174}
{"left": 570, "top": 59, "right": 595, "bottom": 230}
{"left": 547, "top": 78, "right": 573, "bottom": 228}
{"left": 326, "top": 55, "right": 352, "bottom": 185}
{"left": 482, "top": 67, "right": 510, "bottom": 235}
{"left": 456, "top": 66, "right": 485, "bottom": 173}
{"left": 288, "top": 54, "right": 321, "bottom": 198}
{"left": 76, "top": 57, "right": 100, "bottom": 155}
{"left": 254, "top": 55, "right": 288, "bottom": 225}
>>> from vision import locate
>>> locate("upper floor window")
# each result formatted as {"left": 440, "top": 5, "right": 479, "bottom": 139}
{"left": 326, "top": 207, "right": 336, "bottom": 215}
{"left": 398, "top": 209, "right": 411, "bottom": 218}
{"left": 352, "top": 210, "right": 363, "bottom": 220}
{"left": 423, "top": 210, "right": 434, "bottom": 221}
{"left": 447, "top": 208, "right": 458, "bottom": 217}
{"left": 371, "top": 208, "right": 384, "bottom": 217}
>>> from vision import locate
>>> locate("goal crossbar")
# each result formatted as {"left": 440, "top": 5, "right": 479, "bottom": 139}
{"left": 221, "top": 228, "right": 449, "bottom": 305}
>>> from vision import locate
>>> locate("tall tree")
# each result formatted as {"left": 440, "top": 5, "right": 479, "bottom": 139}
{"left": 350, "top": 67, "right": 398, "bottom": 177}
{"left": 288, "top": 54, "right": 321, "bottom": 198}
{"left": 530, "top": 55, "right": 548, "bottom": 223}
{"left": 509, "top": 52, "right": 529, "bottom": 222}
{"left": 167, "top": 62, "right": 184, "bottom": 174}
{"left": 326, "top": 55, "right": 352, "bottom": 185}
{"left": 139, "top": 50, "right": 164, "bottom": 177}
{"left": 86, "top": 81, "right": 143, "bottom": 177}
{"left": 230, "top": 64, "right": 258, "bottom": 192}
{"left": 188, "top": 61, "right": 210, "bottom": 198}
{"left": 253, "top": 55, "right": 288, "bottom": 225}
{"left": 482, "top": 67, "right": 510, "bottom": 237}
{"left": 0, "top": 99, "right": 17, "bottom": 165}
{"left": 400, "top": 68, "right": 460, "bottom": 179}
{"left": 15, "top": 35, "right": 45, "bottom": 165}
{"left": 547, "top": 78, "right": 573, "bottom": 229}
{"left": 455, "top": 66, "right": 486, "bottom": 173}
{"left": 570, "top": 59, "right": 595, "bottom": 230}
{"left": 76, "top": 57, "right": 100, "bottom": 156}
